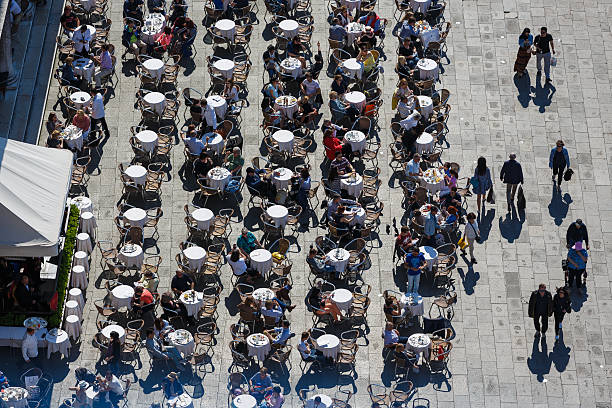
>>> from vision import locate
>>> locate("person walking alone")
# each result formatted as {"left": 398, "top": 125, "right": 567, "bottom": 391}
{"left": 552, "top": 287, "right": 570, "bottom": 341}
{"left": 549, "top": 140, "right": 569, "bottom": 191}
{"left": 461, "top": 212, "right": 480, "bottom": 265}
{"left": 566, "top": 241, "right": 588, "bottom": 295}
{"left": 499, "top": 153, "right": 524, "bottom": 211}
{"left": 534, "top": 26, "right": 555, "bottom": 83}
{"left": 90, "top": 91, "right": 110, "bottom": 138}
{"left": 472, "top": 157, "right": 492, "bottom": 214}
{"left": 528, "top": 283, "right": 553, "bottom": 338}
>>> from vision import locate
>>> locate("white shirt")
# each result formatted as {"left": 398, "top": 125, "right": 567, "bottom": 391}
{"left": 22, "top": 333, "right": 38, "bottom": 361}
{"left": 397, "top": 100, "right": 414, "bottom": 119}
{"left": 301, "top": 79, "right": 320, "bottom": 96}
{"left": 106, "top": 375, "right": 124, "bottom": 395}
{"left": 91, "top": 93, "right": 105, "bottom": 119}
{"left": 72, "top": 29, "right": 92, "bottom": 52}
{"left": 203, "top": 104, "right": 217, "bottom": 129}
{"left": 400, "top": 114, "right": 419, "bottom": 131}
{"left": 465, "top": 220, "right": 480, "bottom": 239}
{"left": 184, "top": 136, "right": 205, "bottom": 155}
{"left": 225, "top": 86, "right": 239, "bottom": 102}
{"left": 226, "top": 255, "right": 247, "bottom": 275}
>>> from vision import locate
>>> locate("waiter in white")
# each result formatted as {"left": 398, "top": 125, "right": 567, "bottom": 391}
{"left": 72, "top": 25, "right": 92, "bottom": 57}
{"left": 22, "top": 327, "right": 39, "bottom": 364}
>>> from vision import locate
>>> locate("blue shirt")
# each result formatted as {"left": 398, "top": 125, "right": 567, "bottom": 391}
{"left": 424, "top": 213, "right": 438, "bottom": 236}
{"left": 404, "top": 159, "right": 420, "bottom": 177}
{"left": 519, "top": 34, "right": 533, "bottom": 47}
{"left": 272, "top": 327, "right": 292, "bottom": 344}
{"left": 330, "top": 99, "right": 346, "bottom": 114}
{"left": 405, "top": 252, "right": 425, "bottom": 275}
{"left": 213, "top": 0, "right": 223, "bottom": 9}
{"left": 399, "top": 21, "right": 419, "bottom": 39}
{"left": 567, "top": 248, "right": 587, "bottom": 270}
{"left": 237, "top": 232, "right": 258, "bottom": 253}
{"left": 250, "top": 373, "right": 273, "bottom": 392}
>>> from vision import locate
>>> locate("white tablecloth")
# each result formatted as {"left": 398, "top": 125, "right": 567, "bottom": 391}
{"left": 252, "top": 288, "right": 275, "bottom": 303}
{"left": 73, "top": 58, "right": 94, "bottom": 83}
{"left": 347, "top": 206, "right": 365, "bottom": 226}
{"left": 422, "top": 168, "right": 445, "bottom": 194}
{"left": 272, "top": 130, "right": 294, "bottom": 152}
{"left": 417, "top": 95, "right": 434, "bottom": 118}
{"left": 76, "top": 232, "right": 92, "bottom": 254}
{"left": 345, "top": 91, "right": 366, "bottom": 111}
{"left": 326, "top": 248, "right": 350, "bottom": 272}
{"left": 346, "top": 22, "right": 364, "bottom": 44}
{"left": 272, "top": 168, "right": 293, "bottom": 190}
{"left": 315, "top": 334, "right": 340, "bottom": 360}
{"left": 410, "top": 0, "right": 431, "bottom": 13}
{"left": 65, "top": 300, "right": 82, "bottom": 320}
{"left": 125, "top": 165, "right": 147, "bottom": 185}
{"left": 306, "top": 395, "right": 333, "bottom": 408}
{"left": 124, "top": 207, "right": 148, "bottom": 228}
{"left": 417, "top": 58, "right": 439, "bottom": 81}
{"left": 419, "top": 245, "right": 438, "bottom": 271}
{"left": 278, "top": 19, "right": 299, "bottom": 39}
{"left": 143, "top": 92, "right": 166, "bottom": 115}
{"left": 207, "top": 167, "right": 232, "bottom": 190}
{"left": 73, "top": 250, "right": 89, "bottom": 274}
{"left": 415, "top": 132, "right": 434, "bottom": 154}
{"left": 266, "top": 205, "right": 289, "bottom": 227}
{"left": 141, "top": 13, "right": 165, "bottom": 44}
{"left": 192, "top": 208, "right": 214, "bottom": 230}
{"left": 80, "top": 211, "right": 96, "bottom": 237}
{"left": 274, "top": 95, "right": 298, "bottom": 119}
{"left": 101, "top": 324, "right": 126, "bottom": 343}
{"left": 341, "top": 0, "right": 361, "bottom": 11}
{"left": 136, "top": 130, "right": 159, "bottom": 152}
{"left": 71, "top": 265, "right": 88, "bottom": 289}
{"left": 46, "top": 329, "right": 70, "bottom": 358}
{"left": 168, "top": 329, "right": 195, "bottom": 356}
{"left": 64, "top": 314, "right": 81, "bottom": 340}
{"left": 331, "top": 289, "right": 353, "bottom": 312}
{"left": 207, "top": 95, "right": 228, "bottom": 119}
{"left": 215, "top": 19, "right": 236, "bottom": 41}
{"left": 343, "top": 130, "right": 366, "bottom": 152}
{"left": 167, "top": 394, "right": 194, "bottom": 408}
{"left": 71, "top": 196, "right": 92, "bottom": 213}
{"left": 70, "top": 91, "right": 91, "bottom": 109}
{"left": 180, "top": 290, "right": 204, "bottom": 317}
{"left": 340, "top": 174, "right": 363, "bottom": 198}
{"left": 111, "top": 285, "right": 134, "bottom": 310}
{"left": 61, "top": 125, "right": 83, "bottom": 150}
{"left": 184, "top": 246, "right": 207, "bottom": 271}
{"left": 407, "top": 332, "right": 431, "bottom": 358}
{"left": 420, "top": 28, "right": 440, "bottom": 48}
{"left": 68, "top": 287, "right": 85, "bottom": 309}
{"left": 250, "top": 249, "right": 273, "bottom": 274}
{"left": 341, "top": 58, "right": 363, "bottom": 80}
{"left": 1, "top": 387, "right": 29, "bottom": 408}
{"left": 232, "top": 394, "right": 257, "bottom": 408}
{"left": 213, "top": 58, "right": 235, "bottom": 79}
{"left": 118, "top": 244, "right": 144, "bottom": 269}
{"left": 143, "top": 58, "right": 165, "bottom": 80}
{"left": 400, "top": 293, "right": 425, "bottom": 316}
{"left": 247, "top": 334, "right": 271, "bottom": 361}
{"left": 280, "top": 57, "right": 302, "bottom": 79}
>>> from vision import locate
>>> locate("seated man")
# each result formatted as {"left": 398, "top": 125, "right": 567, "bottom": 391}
{"left": 261, "top": 300, "right": 284, "bottom": 323}
{"left": 295, "top": 95, "right": 318, "bottom": 126}
{"left": 123, "top": 0, "right": 144, "bottom": 21}
{"left": 122, "top": 20, "right": 147, "bottom": 58}
{"left": 440, "top": 186, "right": 462, "bottom": 210}
{"left": 145, "top": 329, "right": 187, "bottom": 370}
{"left": 404, "top": 153, "right": 423, "bottom": 183}
{"left": 93, "top": 43, "right": 113, "bottom": 88}
{"left": 237, "top": 228, "right": 263, "bottom": 256}
{"left": 329, "top": 91, "right": 348, "bottom": 121}
{"left": 358, "top": 11, "right": 386, "bottom": 38}
{"left": 97, "top": 371, "right": 128, "bottom": 405}
{"left": 287, "top": 37, "right": 307, "bottom": 67}
{"left": 224, "top": 147, "right": 244, "bottom": 175}
{"left": 330, "top": 151, "right": 354, "bottom": 175}
{"left": 398, "top": 37, "right": 419, "bottom": 68}
{"left": 300, "top": 72, "right": 321, "bottom": 101}
{"left": 297, "top": 331, "right": 326, "bottom": 362}
{"left": 306, "top": 247, "right": 338, "bottom": 278}
{"left": 170, "top": 270, "right": 194, "bottom": 296}
{"left": 245, "top": 167, "right": 275, "bottom": 199}
{"left": 400, "top": 110, "right": 421, "bottom": 131}
{"left": 249, "top": 368, "right": 273, "bottom": 402}
{"left": 383, "top": 322, "right": 409, "bottom": 347}
{"left": 397, "top": 95, "right": 415, "bottom": 119}
{"left": 193, "top": 152, "right": 214, "bottom": 179}
{"left": 265, "top": 320, "right": 293, "bottom": 347}
{"left": 181, "top": 124, "right": 205, "bottom": 155}
{"left": 329, "top": 18, "right": 346, "bottom": 43}
{"left": 147, "top": 0, "right": 165, "bottom": 14}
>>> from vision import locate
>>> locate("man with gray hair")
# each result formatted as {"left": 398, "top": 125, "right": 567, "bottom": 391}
{"left": 499, "top": 153, "right": 523, "bottom": 210}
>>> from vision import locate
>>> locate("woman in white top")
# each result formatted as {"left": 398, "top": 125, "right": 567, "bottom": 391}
{"left": 226, "top": 246, "right": 248, "bottom": 278}
{"left": 223, "top": 79, "right": 239, "bottom": 103}
{"left": 462, "top": 212, "right": 480, "bottom": 265}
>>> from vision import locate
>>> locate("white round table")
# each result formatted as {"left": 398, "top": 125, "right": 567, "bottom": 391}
{"left": 101, "top": 324, "right": 126, "bottom": 344}
{"left": 417, "top": 58, "right": 439, "bottom": 81}
{"left": 315, "top": 334, "right": 340, "bottom": 360}
{"left": 71, "top": 196, "right": 92, "bottom": 213}
{"left": 419, "top": 27, "right": 440, "bottom": 48}
{"left": 400, "top": 293, "right": 425, "bottom": 316}
{"left": 274, "top": 95, "right": 299, "bottom": 119}
{"left": 73, "top": 250, "right": 89, "bottom": 274}
{"left": 207, "top": 94, "right": 228, "bottom": 119}
{"left": 125, "top": 165, "right": 148, "bottom": 185}
{"left": 278, "top": 19, "right": 299, "bottom": 39}
{"left": 167, "top": 394, "right": 194, "bottom": 408}
{"left": 271, "top": 168, "right": 293, "bottom": 190}
{"left": 111, "top": 285, "right": 134, "bottom": 310}
{"left": 341, "top": 174, "right": 363, "bottom": 198}
{"left": 213, "top": 58, "right": 235, "bottom": 79}
{"left": 346, "top": 205, "right": 366, "bottom": 226}
{"left": 415, "top": 132, "right": 434, "bottom": 154}
{"left": 192, "top": 208, "right": 214, "bottom": 230}
{"left": 343, "top": 130, "right": 366, "bottom": 153}
{"left": 46, "top": 329, "right": 70, "bottom": 358}
{"left": 168, "top": 329, "right": 195, "bottom": 356}
{"left": 232, "top": 394, "right": 257, "bottom": 408}
{"left": 410, "top": 0, "right": 431, "bottom": 13}
{"left": 272, "top": 129, "right": 295, "bottom": 152}
{"left": 215, "top": 19, "right": 236, "bottom": 41}
{"left": 419, "top": 245, "right": 439, "bottom": 271}
{"left": 306, "top": 395, "right": 333, "bottom": 408}
{"left": 61, "top": 125, "right": 83, "bottom": 150}
{"left": 345, "top": 91, "right": 366, "bottom": 112}
{"left": 73, "top": 58, "right": 94, "bottom": 82}
{"left": 123, "top": 207, "right": 149, "bottom": 228}
{"left": 71, "top": 265, "right": 88, "bottom": 289}
{"left": 70, "top": 91, "right": 91, "bottom": 109}
{"left": 280, "top": 57, "right": 302, "bottom": 79}
{"left": 136, "top": 130, "right": 159, "bottom": 153}
{"left": 341, "top": 0, "right": 361, "bottom": 11}
{"left": 207, "top": 167, "right": 232, "bottom": 190}
{"left": 417, "top": 95, "right": 434, "bottom": 118}
{"left": 346, "top": 22, "right": 364, "bottom": 44}
{"left": 1, "top": 388, "right": 29, "bottom": 408}
{"left": 118, "top": 244, "right": 144, "bottom": 269}
{"left": 142, "top": 58, "right": 165, "bottom": 80}
{"left": 64, "top": 314, "right": 81, "bottom": 340}
{"left": 250, "top": 249, "right": 273, "bottom": 275}
{"left": 80, "top": 211, "right": 96, "bottom": 237}
{"left": 143, "top": 91, "right": 166, "bottom": 115}
{"left": 68, "top": 287, "right": 85, "bottom": 309}
{"left": 141, "top": 13, "right": 165, "bottom": 44}
{"left": 266, "top": 205, "right": 289, "bottom": 228}
{"left": 180, "top": 290, "right": 204, "bottom": 317}
{"left": 422, "top": 168, "right": 445, "bottom": 194}
{"left": 326, "top": 248, "right": 350, "bottom": 272}
{"left": 76, "top": 232, "right": 92, "bottom": 254}
{"left": 65, "top": 300, "right": 82, "bottom": 320}
{"left": 407, "top": 332, "right": 431, "bottom": 358}
{"left": 341, "top": 58, "right": 363, "bottom": 80}
{"left": 247, "top": 333, "right": 271, "bottom": 361}
{"left": 183, "top": 246, "right": 207, "bottom": 272}
{"left": 331, "top": 288, "right": 353, "bottom": 312}
{"left": 205, "top": 132, "right": 225, "bottom": 155}
{"left": 252, "top": 288, "right": 275, "bottom": 303}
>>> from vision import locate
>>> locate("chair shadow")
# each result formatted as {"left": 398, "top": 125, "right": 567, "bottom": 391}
{"left": 530, "top": 80, "right": 556, "bottom": 113}
{"left": 513, "top": 72, "right": 532, "bottom": 108}
{"left": 548, "top": 186, "right": 572, "bottom": 226}
{"left": 527, "top": 336, "right": 551, "bottom": 382}
{"left": 498, "top": 205, "right": 525, "bottom": 243}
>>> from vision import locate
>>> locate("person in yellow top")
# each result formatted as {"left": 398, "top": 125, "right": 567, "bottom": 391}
{"left": 357, "top": 47, "right": 376, "bottom": 74}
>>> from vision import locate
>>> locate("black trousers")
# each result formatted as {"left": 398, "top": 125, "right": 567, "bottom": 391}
{"left": 554, "top": 312, "right": 565, "bottom": 335}
{"left": 568, "top": 268, "right": 584, "bottom": 288}
{"left": 91, "top": 116, "right": 110, "bottom": 137}
{"left": 552, "top": 163, "right": 565, "bottom": 186}
{"left": 533, "top": 313, "right": 548, "bottom": 334}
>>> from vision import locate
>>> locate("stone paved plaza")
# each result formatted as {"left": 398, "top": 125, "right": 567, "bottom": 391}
{"left": 4, "top": 0, "right": 612, "bottom": 406}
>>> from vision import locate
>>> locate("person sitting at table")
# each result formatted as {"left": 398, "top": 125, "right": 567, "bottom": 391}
{"left": 331, "top": 205, "right": 355, "bottom": 233}
{"left": 404, "top": 153, "right": 423, "bottom": 182}
{"left": 335, "top": 5, "right": 352, "bottom": 27}
{"left": 265, "top": 320, "right": 293, "bottom": 348}
{"left": 249, "top": 368, "right": 273, "bottom": 402}
{"left": 300, "top": 71, "right": 321, "bottom": 99}
{"left": 394, "top": 226, "right": 414, "bottom": 261}
{"left": 295, "top": 95, "right": 318, "bottom": 126}
{"left": 71, "top": 109, "right": 90, "bottom": 140}
{"left": 394, "top": 344, "right": 418, "bottom": 370}
{"left": 357, "top": 45, "right": 376, "bottom": 74}
{"left": 399, "top": 16, "right": 420, "bottom": 43}
{"left": 329, "top": 91, "right": 349, "bottom": 123}
{"left": 398, "top": 37, "right": 420, "bottom": 66}
{"left": 104, "top": 331, "right": 122, "bottom": 373}
{"left": 358, "top": 26, "right": 377, "bottom": 50}
{"left": 245, "top": 167, "right": 275, "bottom": 200}
{"left": 169, "top": 0, "right": 187, "bottom": 24}
{"left": 329, "top": 18, "right": 347, "bottom": 43}
{"left": 193, "top": 152, "right": 214, "bottom": 179}
{"left": 440, "top": 186, "right": 462, "bottom": 210}
{"left": 321, "top": 119, "right": 348, "bottom": 139}
{"left": 15, "top": 275, "right": 41, "bottom": 310}
{"left": 93, "top": 43, "right": 114, "bottom": 88}
{"left": 153, "top": 317, "right": 174, "bottom": 341}
{"left": 223, "top": 78, "right": 240, "bottom": 103}
{"left": 262, "top": 45, "right": 281, "bottom": 80}
{"left": 263, "top": 77, "right": 284, "bottom": 99}
{"left": 60, "top": 5, "right": 80, "bottom": 33}
{"left": 261, "top": 299, "right": 284, "bottom": 323}
{"left": 307, "top": 246, "right": 338, "bottom": 279}
{"left": 182, "top": 125, "right": 204, "bottom": 154}
{"left": 132, "top": 286, "right": 154, "bottom": 314}
{"left": 330, "top": 151, "right": 354, "bottom": 175}
{"left": 395, "top": 56, "right": 413, "bottom": 80}
{"left": 123, "top": 0, "right": 144, "bottom": 21}
{"left": 238, "top": 295, "right": 261, "bottom": 321}
{"left": 161, "top": 291, "right": 188, "bottom": 318}
{"left": 98, "top": 370, "right": 127, "bottom": 405}
{"left": 72, "top": 25, "right": 91, "bottom": 58}
{"left": 121, "top": 20, "right": 147, "bottom": 58}
{"left": 151, "top": 26, "right": 173, "bottom": 56}
{"left": 147, "top": 0, "right": 165, "bottom": 14}
{"left": 307, "top": 281, "right": 343, "bottom": 323}
{"left": 383, "top": 293, "right": 403, "bottom": 319}
{"left": 397, "top": 94, "right": 416, "bottom": 120}
{"left": 162, "top": 372, "right": 185, "bottom": 400}
{"left": 331, "top": 74, "right": 348, "bottom": 97}
{"left": 287, "top": 37, "right": 307, "bottom": 68}
{"left": 298, "top": 331, "right": 326, "bottom": 363}
{"left": 237, "top": 228, "right": 263, "bottom": 256}
{"left": 171, "top": 270, "right": 194, "bottom": 296}
{"left": 227, "top": 245, "right": 259, "bottom": 284}
{"left": 326, "top": 167, "right": 346, "bottom": 198}
{"left": 61, "top": 57, "right": 81, "bottom": 88}
{"left": 68, "top": 380, "right": 90, "bottom": 407}
{"left": 46, "top": 130, "right": 65, "bottom": 149}
{"left": 359, "top": 10, "right": 385, "bottom": 39}
{"left": 383, "top": 322, "right": 409, "bottom": 347}
{"left": 224, "top": 147, "right": 244, "bottom": 175}
{"left": 188, "top": 100, "right": 202, "bottom": 124}
{"left": 46, "top": 112, "right": 64, "bottom": 135}
{"left": 146, "top": 329, "right": 187, "bottom": 370}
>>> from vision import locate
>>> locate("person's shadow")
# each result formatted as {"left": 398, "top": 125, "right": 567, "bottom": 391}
{"left": 514, "top": 73, "right": 532, "bottom": 108}
{"left": 478, "top": 208, "right": 495, "bottom": 242}
{"left": 527, "top": 336, "right": 551, "bottom": 382}
{"left": 457, "top": 265, "right": 480, "bottom": 295}
{"left": 551, "top": 333, "right": 571, "bottom": 372}
{"left": 499, "top": 205, "right": 525, "bottom": 243}
{"left": 548, "top": 185, "right": 572, "bottom": 225}
{"left": 531, "top": 80, "right": 556, "bottom": 113}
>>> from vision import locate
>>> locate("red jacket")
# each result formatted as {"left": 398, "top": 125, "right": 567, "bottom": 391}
{"left": 324, "top": 136, "right": 343, "bottom": 160}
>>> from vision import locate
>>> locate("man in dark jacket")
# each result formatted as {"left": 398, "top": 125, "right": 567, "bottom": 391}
{"left": 566, "top": 219, "right": 589, "bottom": 250}
{"left": 499, "top": 153, "right": 524, "bottom": 209}
{"left": 528, "top": 283, "right": 553, "bottom": 338}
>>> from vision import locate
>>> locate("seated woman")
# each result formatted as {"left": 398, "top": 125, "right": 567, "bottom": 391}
{"left": 330, "top": 206, "right": 354, "bottom": 232}
{"left": 137, "top": 270, "right": 159, "bottom": 292}
{"left": 394, "top": 226, "right": 414, "bottom": 261}
{"left": 383, "top": 322, "right": 408, "bottom": 347}
{"left": 151, "top": 26, "right": 173, "bottom": 56}
{"left": 383, "top": 294, "right": 403, "bottom": 320}
{"left": 162, "top": 372, "right": 185, "bottom": 401}
{"left": 306, "top": 246, "right": 337, "bottom": 279}
{"left": 237, "top": 296, "right": 261, "bottom": 323}
{"left": 307, "top": 282, "right": 343, "bottom": 322}
{"left": 357, "top": 46, "right": 376, "bottom": 75}
{"left": 160, "top": 291, "right": 187, "bottom": 318}
{"left": 46, "top": 130, "right": 64, "bottom": 149}
{"left": 153, "top": 317, "right": 174, "bottom": 341}
{"left": 223, "top": 78, "right": 240, "bottom": 103}
{"left": 227, "top": 245, "right": 259, "bottom": 284}
{"left": 323, "top": 129, "right": 352, "bottom": 162}
{"left": 72, "top": 109, "right": 91, "bottom": 140}
{"left": 396, "top": 56, "right": 414, "bottom": 81}
{"left": 46, "top": 113, "right": 63, "bottom": 135}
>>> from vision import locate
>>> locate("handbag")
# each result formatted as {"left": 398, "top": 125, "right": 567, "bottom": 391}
{"left": 486, "top": 187, "right": 495, "bottom": 204}
{"left": 457, "top": 236, "right": 468, "bottom": 250}
{"left": 516, "top": 186, "right": 526, "bottom": 210}
{"left": 563, "top": 168, "right": 573, "bottom": 181}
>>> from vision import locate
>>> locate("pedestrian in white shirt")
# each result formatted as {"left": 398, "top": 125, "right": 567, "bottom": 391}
{"left": 462, "top": 212, "right": 480, "bottom": 265}
{"left": 22, "top": 328, "right": 38, "bottom": 363}
{"left": 90, "top": 92, "right": 110, "bottom": 138}
{"left": 72, "top": 25, "right": 91, "bottom": 56}
{"left": 201, "top": 99, "right": 217, "bottom": 132}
